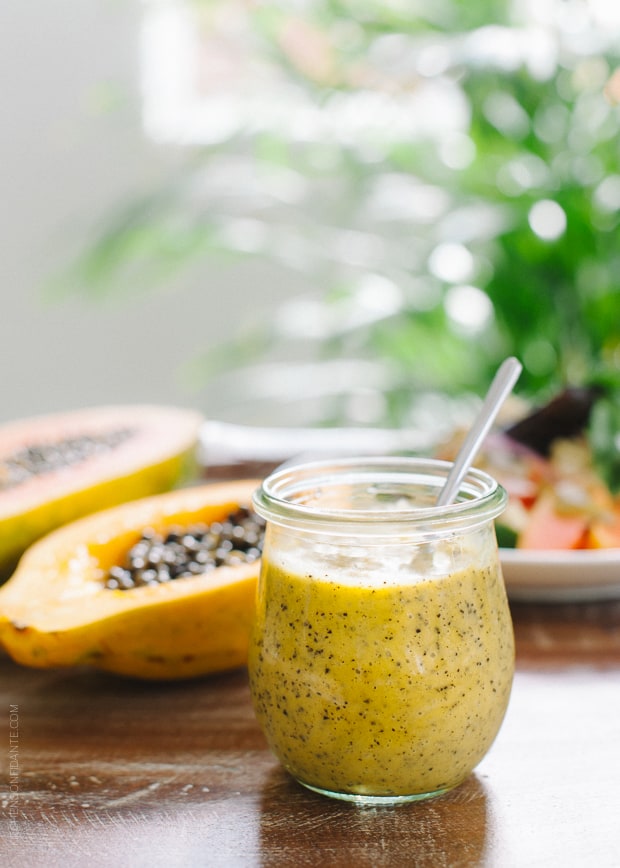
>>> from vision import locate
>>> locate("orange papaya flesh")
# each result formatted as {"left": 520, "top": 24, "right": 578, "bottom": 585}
{"left": 0, "top": 480, "right": 261, "bottom": 680}
{"left": 0, "top": 405, "right": 204, "bottom": 581}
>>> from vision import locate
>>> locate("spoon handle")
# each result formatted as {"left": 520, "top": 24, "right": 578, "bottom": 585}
{"left": 436, "top": 357, "right": 523, "bottom": 507}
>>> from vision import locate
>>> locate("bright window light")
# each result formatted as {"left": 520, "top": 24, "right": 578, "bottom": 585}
{"left": 428, "top": 243, "right": 475, "bottom": 284}
{"left": 444, "top": 285, "right": 493, "bottom": 334}
{"left": 528, "top": 200, "right": 567, "bottom": 240}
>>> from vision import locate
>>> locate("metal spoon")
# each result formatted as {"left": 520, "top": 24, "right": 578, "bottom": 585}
{"left": 436, "top": 356, "right": 523, "bottom": 507}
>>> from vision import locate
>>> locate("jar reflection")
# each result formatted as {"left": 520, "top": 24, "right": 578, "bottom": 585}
{"left": 258, "top": 765, "right": 492, "bottom": 865}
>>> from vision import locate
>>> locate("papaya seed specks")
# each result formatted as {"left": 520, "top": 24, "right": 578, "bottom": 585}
{"left": 104, "top": 506, "right": 265, "bottom": 590}
{"left": 0, "top": 429, "right": 134, "bottom": 491}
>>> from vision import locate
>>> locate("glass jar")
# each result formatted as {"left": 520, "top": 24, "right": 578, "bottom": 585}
{"left": 248, "top": 456, "right": 514, "bottom": 805}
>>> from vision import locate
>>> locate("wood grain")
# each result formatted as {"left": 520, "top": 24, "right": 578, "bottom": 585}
{"left": 1, "top": 459, "right": 619, "bottom": 865}
{"left": 2, "top": 598, "right": 619, "bottom": 867}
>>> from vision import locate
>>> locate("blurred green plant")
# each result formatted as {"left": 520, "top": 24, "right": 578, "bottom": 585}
{"left": 64, "top": 0, "right": 620, "bottom": 428}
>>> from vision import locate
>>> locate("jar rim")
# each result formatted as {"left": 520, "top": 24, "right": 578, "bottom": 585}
{"left": 253, "top": 455, "right": 506, "bottom": 536}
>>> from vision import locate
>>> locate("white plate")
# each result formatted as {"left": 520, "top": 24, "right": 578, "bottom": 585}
{"left": 500, "top": 548, "right": 620, "bottom": 602}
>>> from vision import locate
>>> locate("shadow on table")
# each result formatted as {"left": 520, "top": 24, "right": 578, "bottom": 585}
{"left": 258, "top": 766, "right": 492, "bottom": 867}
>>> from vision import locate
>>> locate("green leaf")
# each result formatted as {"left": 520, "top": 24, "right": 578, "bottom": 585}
{"left": 589, "top": 395, "right": 620, "bottom": 495}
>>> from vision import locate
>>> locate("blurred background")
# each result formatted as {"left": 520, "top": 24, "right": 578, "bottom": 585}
{"left": 2, "top": 0, "right": 620, "bottom": 434}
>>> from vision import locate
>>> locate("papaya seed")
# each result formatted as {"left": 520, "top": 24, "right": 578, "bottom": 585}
{"left": 104, "top": 507, "right": 265, "bottom": 590}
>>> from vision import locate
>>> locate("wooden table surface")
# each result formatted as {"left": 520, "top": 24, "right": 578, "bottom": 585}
{"left": 2, "top": 467, "right": 620, "bottom": 867}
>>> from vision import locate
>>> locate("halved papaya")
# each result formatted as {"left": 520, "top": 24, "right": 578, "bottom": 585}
{"left": 0, "top": 405, "right": 203, "bottom": 580}
{"left": 0, "top": 480, "right": 261, "bottom": 680}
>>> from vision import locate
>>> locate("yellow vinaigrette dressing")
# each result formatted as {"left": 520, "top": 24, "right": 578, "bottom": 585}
{"left": 249, "top": 458, "right": 514, "bottom": 805}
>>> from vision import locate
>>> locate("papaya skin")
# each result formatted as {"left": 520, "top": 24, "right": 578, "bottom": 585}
{"left": 0, "top": 480, "right": 261, "bottom": 680}
{"left": 0, "top": 450, "right": 198, "bottom": 583}
{"left": 0, "top": 405, "right": 204, "bottom": 582}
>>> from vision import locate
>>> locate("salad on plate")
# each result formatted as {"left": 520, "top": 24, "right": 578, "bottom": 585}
{"left": 436, "top": 379, "right": 620, "bottom": 553}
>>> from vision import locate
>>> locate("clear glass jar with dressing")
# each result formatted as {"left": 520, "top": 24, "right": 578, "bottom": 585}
{"left": 248, "top": 456, "right": 514, "bottom": 805}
